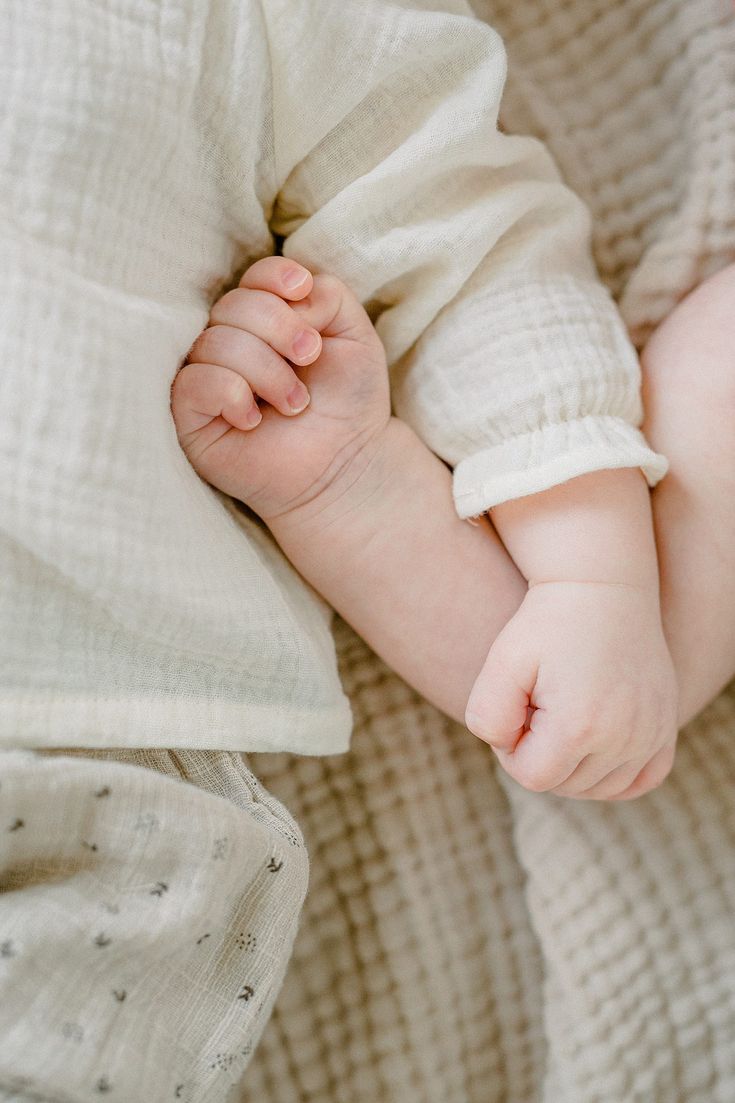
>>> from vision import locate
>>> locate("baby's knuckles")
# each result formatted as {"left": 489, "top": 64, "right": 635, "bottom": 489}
{"left": 188, "top": 324, "right": 237, "bottom": 364}
{"left": 542, "top": 688, "right": 636, "bottom": 750}
{"left": 560, "top": 717, "right": 605, "bottom": 755}
{"left": 509, "top": 760, "right": 558, "bottom": 794}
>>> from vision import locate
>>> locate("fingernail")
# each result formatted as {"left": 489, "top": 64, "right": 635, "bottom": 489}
{"left": 292, "top": 330, "right": 320, "bottom": 362}
{"left": 283, "top": 266, "right": 308, "bottom": 290}
{"left": 287, "top": 381, "right": 310, "bottom": 414}
{"left": 245, "top": 404, "right": 262, "bottom": 428}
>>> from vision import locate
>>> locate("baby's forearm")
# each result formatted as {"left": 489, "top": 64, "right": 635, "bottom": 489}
{"left": 268, "top": 418, "right": 526, "bottom": 724}
{"left": 490, "top": 467, "right": 661, "bottom": 594}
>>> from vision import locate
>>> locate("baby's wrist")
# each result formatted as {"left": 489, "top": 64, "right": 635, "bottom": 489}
{"left": 523, "top": 577, "right": 662, "bottom": 622}
{"left": 491, "top": 468, "right": 662, "bottom": 595}
{"left": 266, "top": 416, "right": 414, "bottom": 551}
{"left": 526, "top": 575, "right": 660, "bottom": 599}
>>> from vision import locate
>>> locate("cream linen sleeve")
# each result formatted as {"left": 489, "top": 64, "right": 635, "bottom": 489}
{"left": 264, "top": 0, "right": 667, "bottom": 516}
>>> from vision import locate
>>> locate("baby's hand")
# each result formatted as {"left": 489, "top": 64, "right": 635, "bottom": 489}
{"left": 172, "top": 257, "right": 390, "bottom": 521}
{"left": 466, "top": 581, "right": 678, "bottom": 800}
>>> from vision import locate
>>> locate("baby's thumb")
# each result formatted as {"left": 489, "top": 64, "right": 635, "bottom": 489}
{"left": 465, "top": 637, "right": 533, "bottom": 753}
{"left": 291, "top": 273, "right": 373, "bottom": 345}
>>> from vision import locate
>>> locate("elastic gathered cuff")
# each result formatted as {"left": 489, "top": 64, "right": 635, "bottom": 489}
{"left": 452, "top": 415, "right": 668, "bottom": 518}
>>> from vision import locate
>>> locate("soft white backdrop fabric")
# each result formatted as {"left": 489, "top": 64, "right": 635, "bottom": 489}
{"left": 0, "top": 0, "right": 351, "bottom": 755}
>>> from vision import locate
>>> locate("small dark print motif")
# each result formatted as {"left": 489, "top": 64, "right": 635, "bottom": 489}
{"left": 266, "top": 858, "right": 283, "bottom": 873}
{"left": 212, "top": 837, "right": 228, "bottom": 860}
{"left": 150, "top": 881, "right": 168, "bottom": 897}
{"left": 95, "top": 786, "right": 111, "bottom": 798}
{"left": 112, "top": 989, "right": 127, "bottom": 1002}
{"left": 235, "top": 932, "right": 257, "bottom": 952}
{"left": 8, "top": 819, "right": 24, "bottom": 832}
{"left": 0, "top": 940, "right": 15, "bottom": 958}
{"left": 240, "top": 1043, "right": 253, "bottom": 1059}
{"left": 95, "top": 1076, "right": 112, "bottom": 1093}
{"left": 196, "top": 933, "right": 211, "bottom": 946}
{"left": 93, "top": 933, "right": 112, "bottom": 948}
{"left": 61, "top": 1022, "right": 84, "bottom": 1043}
{"left": 237, "top": 984, "right": 254, "bottom": 1002}
{"left": 82, "top": 840, "right": 99, "bottom": 852}
{"left": 174, "top": 1086, "right": 185, "bottom": 1099}
{"left": 277, "top": 825, "right": 301, "bottom": 847}
{"left": 209, "top": 1053, "right": 236, "bottom": 1072}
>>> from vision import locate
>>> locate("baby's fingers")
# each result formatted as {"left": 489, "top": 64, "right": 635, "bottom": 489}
{"left": 494, "top": 712, "right": 584, "bottom": 793}
{"left": 238, "top": 257, "right": 314, "bottom": 302}
{"left": 608, "top": 743, "right": 676, "bottom": 801}
{"left": 553, "top": 756, "right": 646, "bottom": 800}
{"left": 290, "top": 273, "right": 372, "bottom": 343}
{"left": 465, "top": 639, "right": 533, "bottom": 752}
{"left": 209, "top": 289, "right": 322, "bottom": 367}
{"left": 188, "top": 326, "right": 310, "bottom": 416}
{"left": 172, "top": 363, "right": 260, "bottom": 442}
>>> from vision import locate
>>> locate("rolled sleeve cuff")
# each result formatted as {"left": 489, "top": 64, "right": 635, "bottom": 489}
{"left": 452, "top": 415, "right": 669, "bottom": 518}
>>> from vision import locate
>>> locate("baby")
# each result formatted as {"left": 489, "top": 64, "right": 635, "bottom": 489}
{"left": 172, "top": 257, "right": 735, "bottom": 801}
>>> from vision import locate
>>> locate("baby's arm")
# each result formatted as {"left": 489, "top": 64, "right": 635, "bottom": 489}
{"left": 271, "top": 419, "right": 527, "bottom": 722}
{"left": 172, "top": 257, "right": 526, "bottom": 723}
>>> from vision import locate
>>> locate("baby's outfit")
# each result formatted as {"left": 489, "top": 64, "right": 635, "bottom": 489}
{"left": 0, "top": 749, "right": 308, "bottom": 1103}
{"left": 0, "top": 0, "right": 687, "bottom": 1099}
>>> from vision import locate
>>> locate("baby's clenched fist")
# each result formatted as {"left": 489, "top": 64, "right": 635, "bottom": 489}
{"left": 172, "top": 257, "right": 390, "bottom": 522}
